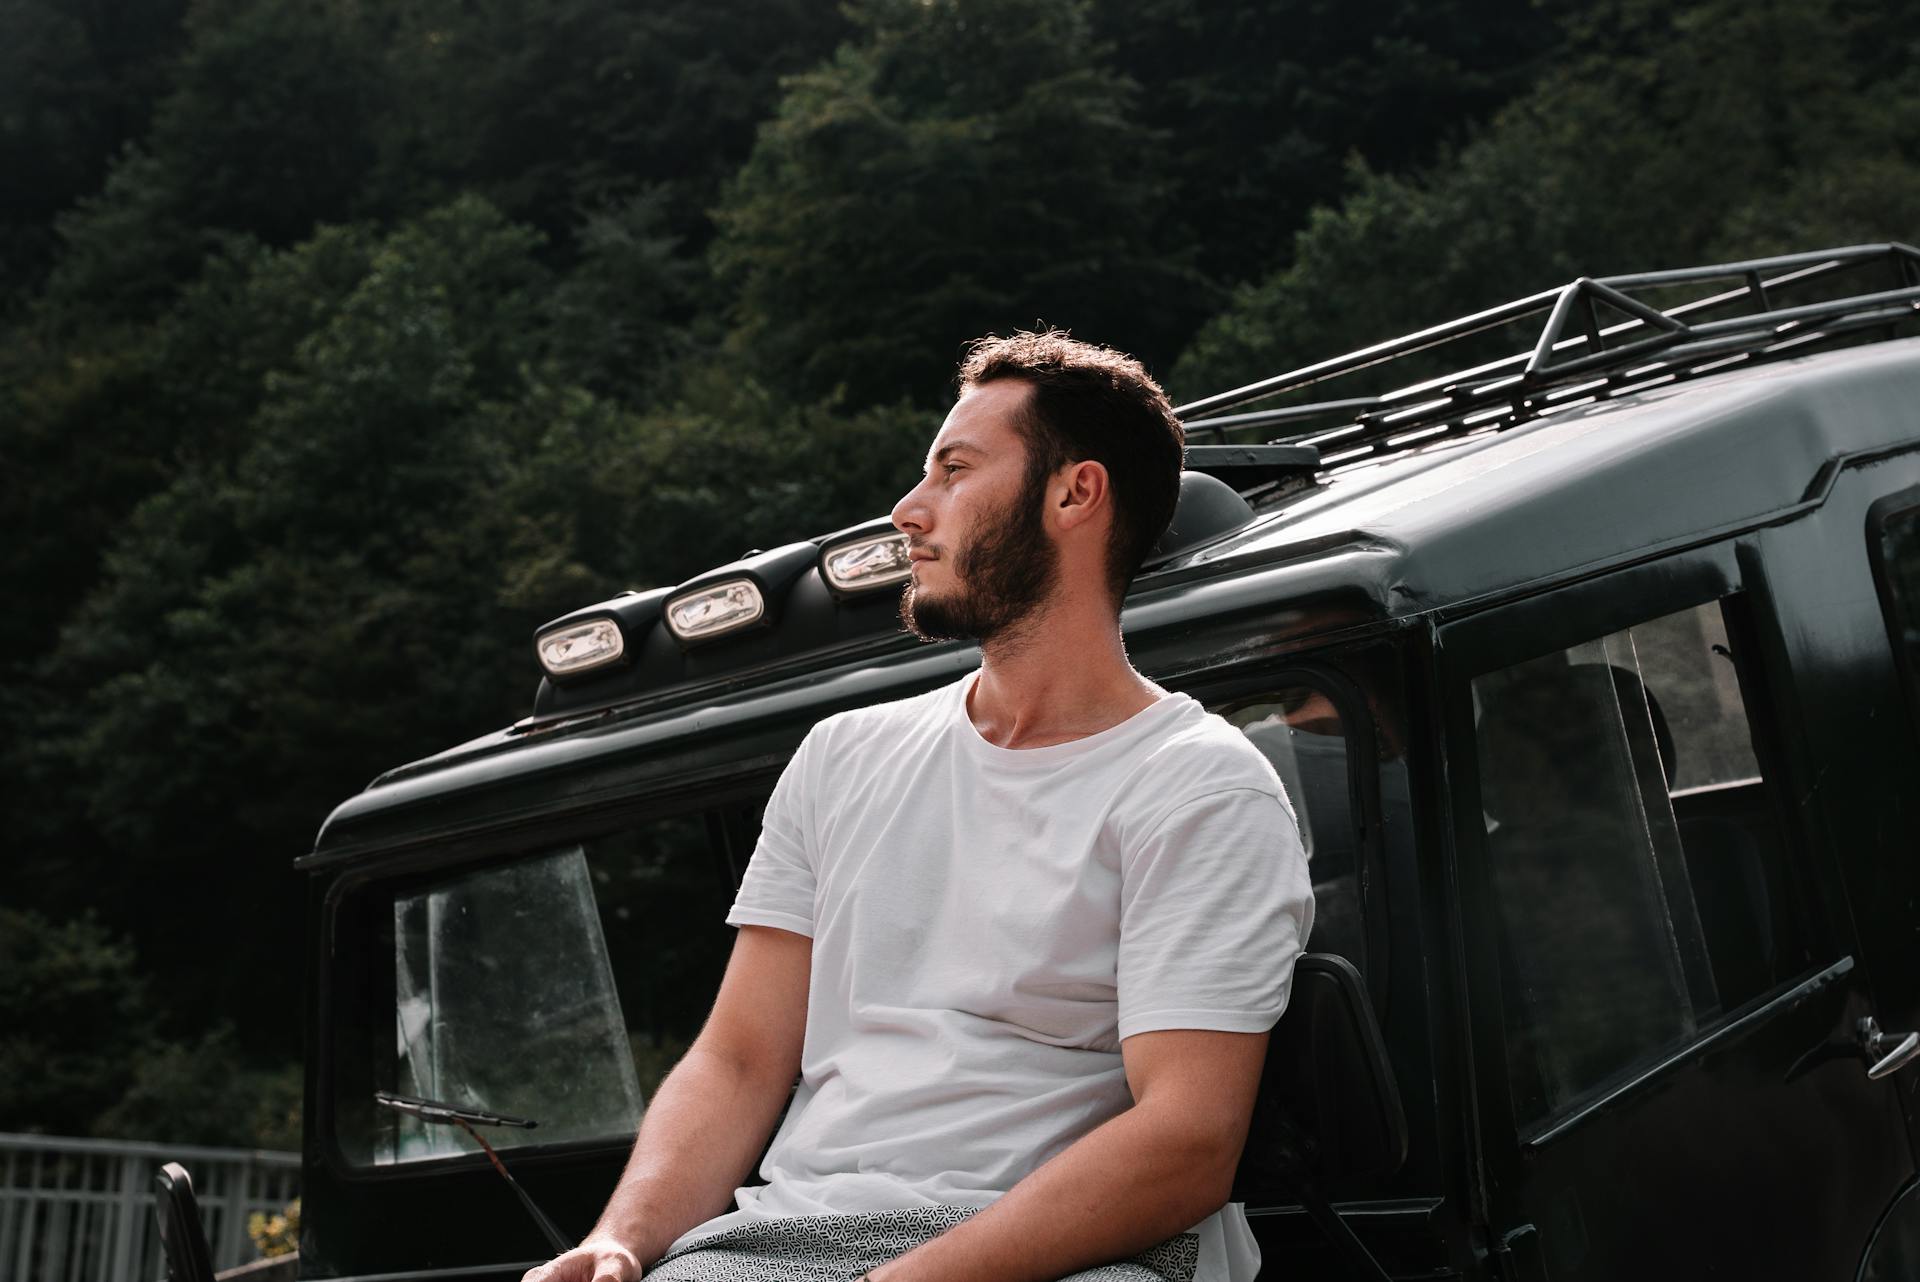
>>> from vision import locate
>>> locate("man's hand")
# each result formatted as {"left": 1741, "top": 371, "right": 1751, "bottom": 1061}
{"left": 522, "top": 1234, "right": 643, "bottom": 1282}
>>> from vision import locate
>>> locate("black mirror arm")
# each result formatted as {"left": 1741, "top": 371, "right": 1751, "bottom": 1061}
{"left": 1266, "top": 1116, "right": 1396, "bottom": 1282}
{"left": 1280, "top": 1171, "right": 1396, "bottom": 1282}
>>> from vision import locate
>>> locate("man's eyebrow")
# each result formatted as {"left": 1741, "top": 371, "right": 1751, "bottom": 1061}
{"left": 932, "top": 440, "right": 985, "bottom": 463}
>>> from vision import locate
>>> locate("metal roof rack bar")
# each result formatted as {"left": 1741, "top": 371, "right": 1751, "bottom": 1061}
{"left": 1174, "top": 284, "right": 1567, "bottom": 421}
{"left": 1596, "top": 243, "right": 1910, "bottom": 290}
{"left": 1681, "top": 283, "right": 1920, "bottom": 339}
{"left": 1184, "top": 398, "right": 1383, "bottom": 442}
{"left": 1363, "top": 255, "right": 1868, "bottom": 409}
{"left": 1525, "top": 278, "right": 1690, "bottom": 376}
{"left": 1175, "top": 244, "right": 1920, "bottom": 469}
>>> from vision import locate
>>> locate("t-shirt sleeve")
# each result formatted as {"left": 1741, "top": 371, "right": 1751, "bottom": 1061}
{"left": 725, "top": 726, "right": 823, "bottom": 937}
{"left": 1117, "top": 784, "right": 1314, "bottom": 1040}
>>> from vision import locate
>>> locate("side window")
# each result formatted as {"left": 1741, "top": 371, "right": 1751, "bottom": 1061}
{"left": 333, "top": 807, "right": 746, "bottom": 1166}
{"left": 1870, "top": 494, "right": 1920, "bottom": 730}
{"left": 1219, "top": 683, "right": 1366, "bottom": 972}
{"left": 1471, "top": 598, "right": 1817, "bottom": 1127}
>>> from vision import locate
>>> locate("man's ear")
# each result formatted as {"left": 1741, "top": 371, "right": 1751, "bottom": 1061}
{"left": 1052, "top": 459, "right": 1110, "bottom": 533}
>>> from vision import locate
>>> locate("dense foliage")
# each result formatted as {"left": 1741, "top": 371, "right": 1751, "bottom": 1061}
{"left": 1, "top": 0, "right": 1913, "bottom": 1145}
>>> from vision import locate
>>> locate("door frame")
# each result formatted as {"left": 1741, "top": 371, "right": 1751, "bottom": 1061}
{"left": 1434, "top": 535, "right": 1905, "bottom": 1265}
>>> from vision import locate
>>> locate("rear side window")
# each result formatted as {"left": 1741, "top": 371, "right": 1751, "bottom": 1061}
{"left": 1471, "top": 599, "right": 1817, "bottom": 1127}
{"left": 332, "top": 809, "right": 744, "bottom": 1166}
{"left": 1870, "top": 492, "right": 1920, "bottom": 733}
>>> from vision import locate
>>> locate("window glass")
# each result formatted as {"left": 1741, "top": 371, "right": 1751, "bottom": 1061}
{"left": 336, "top": 809, "right": 741, "bottom": 1166}
{"left": 1872, "top": 499, "right": 1920, "bottom": 723}
{"left": 390, "top": 849, "right": 642, "bottom": 1162}
{"left": 1472, "top": 599, "right": 1814, "bottom": 1127}
{"left": 1626, "top": 605, "right": 1762, "bottom": 791}
{"left": 1222, "top": 684, "right": 1364, "bottom": 971}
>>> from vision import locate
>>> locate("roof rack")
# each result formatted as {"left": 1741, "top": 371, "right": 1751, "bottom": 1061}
{"left": 1177, "top": 243, "right": 1920, "bottom": 468}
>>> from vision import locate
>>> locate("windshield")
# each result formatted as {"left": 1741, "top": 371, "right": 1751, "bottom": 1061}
{"left": 331, "top": 805, "right": 751, "bottom": 1166}
{"left": 388, "top": 847, "right": 641, "bottom": 1162}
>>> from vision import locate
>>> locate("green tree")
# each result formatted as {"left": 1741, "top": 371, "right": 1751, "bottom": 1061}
{"left": 1171, "top": 0, "right": 1920, "bottom": 403}
{"left": 43, "top": 0, "right": 390, "bottom": 325}
{"left": 20, "top": 200, "right": 566, "bottom": 1050}
{"left": 0, "top": 0, "right": 188, "bottom": 301}
{"left": 92, "top": 1027, "right": 302, "bottom": 1149}
{"left": 0, "top": 909, "right": 153, "bottom": 1135}
{"left": 0, "top": 226, "right": 391, "bottom": 679}
{"left": 372, "top": 0, "right": 846, "bottom": 249}
{"left": 1091, "top": 0, "right": 1556, "bottom": 292}
{"left": 544, "top": 194, "right": 706, "bottom": 405}
{"left": 714, "top": 0, "right": 1202, "bottom": 409}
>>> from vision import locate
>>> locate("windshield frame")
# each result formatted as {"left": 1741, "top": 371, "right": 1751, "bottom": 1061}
{"left": 312, "top": 776, "right": 773, "bottom": 1183}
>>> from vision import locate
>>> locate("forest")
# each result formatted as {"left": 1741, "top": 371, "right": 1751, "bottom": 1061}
{"left": 1, "top": 0, "right": 1915, "bottom": 1146}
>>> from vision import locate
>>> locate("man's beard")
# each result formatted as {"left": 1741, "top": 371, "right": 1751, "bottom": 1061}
{"left": 899, "top": 467, "right": 1058, "bottom": 645}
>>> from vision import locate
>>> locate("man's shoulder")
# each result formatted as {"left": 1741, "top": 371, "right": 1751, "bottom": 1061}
{"left": 1126, "top": 698, "right": 1287, "bottom": 806}
{"left": 1149, "top": 698, "right": 1279, "bottom": 777}
{"left": 804, "top": 676, "right": 961, "bottom": 749}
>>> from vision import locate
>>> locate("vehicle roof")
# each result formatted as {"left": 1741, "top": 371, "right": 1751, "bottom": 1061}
{"left": 303, "top": 335, "right": 1920, "bottom": 868}
{"left": 1208, "top": 334, "right": 1920, "bottom": 611}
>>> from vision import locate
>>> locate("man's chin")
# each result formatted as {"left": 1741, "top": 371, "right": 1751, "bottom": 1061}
{"left": 899, "top": 585, "right": 983, "bottom": 643}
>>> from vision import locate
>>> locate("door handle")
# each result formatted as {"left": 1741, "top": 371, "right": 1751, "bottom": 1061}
{"left": 1859, "top": 1017, "right": 1920, "bottom": 1080}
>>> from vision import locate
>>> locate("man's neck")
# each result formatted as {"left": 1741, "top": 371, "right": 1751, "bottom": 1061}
{"left": 966, "top": 601, "right": 1163, "bottom": 750}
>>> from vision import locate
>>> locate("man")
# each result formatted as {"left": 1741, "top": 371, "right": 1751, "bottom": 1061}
{"left": 526, "top": 331, "right": 1313, "bottom": 1282}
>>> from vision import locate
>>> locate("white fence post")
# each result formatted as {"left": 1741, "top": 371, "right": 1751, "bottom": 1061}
{"left": 105, "top": 1149, "right": 146, "bottom": 1282}
{"left": 0, "top": 1133, "right": 299, "bottom": 1282}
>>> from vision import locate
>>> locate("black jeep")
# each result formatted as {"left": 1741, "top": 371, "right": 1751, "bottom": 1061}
{"left": 281, "top": 244, "right": 1920, "bottom": 1282}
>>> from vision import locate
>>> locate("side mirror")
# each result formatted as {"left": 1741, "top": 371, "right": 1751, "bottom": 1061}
{"left": 1232, "top": 953, "right": 1407, "bottom": 1282}
{"left": 1236, "top": 952, "right": 1407, "bottom": 1200}
{"left": 153, "top": 1162, "right": 216, "bottom": 1282}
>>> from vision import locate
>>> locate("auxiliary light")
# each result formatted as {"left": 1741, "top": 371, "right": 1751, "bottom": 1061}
{"left": 534, "top": 617, "right": 624, "bottom": 677}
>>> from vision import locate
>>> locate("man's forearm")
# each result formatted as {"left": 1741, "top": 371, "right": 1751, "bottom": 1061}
{"left": 587, "top": 1042, "right": 791, "bottom": 1265}
{"left": 870, "top": 1098, "right": 1244, "bottom": 1282}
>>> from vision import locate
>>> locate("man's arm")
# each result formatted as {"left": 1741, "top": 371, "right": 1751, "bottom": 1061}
{"left": 871, "top": 1027, "right": 1268, "bottom": 1282}
{"left": 524, "top": 924, "right": 811, "bottom": 1282}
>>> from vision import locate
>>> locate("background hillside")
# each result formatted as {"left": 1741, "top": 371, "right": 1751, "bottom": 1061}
{"left": 2, "top": 0, "right": 1914, "bottom": 1145}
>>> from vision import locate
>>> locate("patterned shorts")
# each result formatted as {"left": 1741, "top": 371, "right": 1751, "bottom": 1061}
{"left": 646, "top": 1206, "right": 1199, "bottom": 1282}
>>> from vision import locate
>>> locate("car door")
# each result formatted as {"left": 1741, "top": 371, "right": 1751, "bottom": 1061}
{"left": 1437, "top": 541, "right": 1914, "bottom": 1281}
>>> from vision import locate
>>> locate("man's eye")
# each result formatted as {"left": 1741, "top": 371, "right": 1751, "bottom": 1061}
{"left": 943, "top": 463, "right": 964, "bottom": 477}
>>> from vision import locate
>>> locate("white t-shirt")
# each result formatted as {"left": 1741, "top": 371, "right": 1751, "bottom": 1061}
{"left": 672, "top": 671, "right": 1314, "bottom": 1282}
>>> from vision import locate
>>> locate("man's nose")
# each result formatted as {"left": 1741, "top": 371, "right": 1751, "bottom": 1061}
{"left": 892, "top": 478, "right": 930, "bottom": 534}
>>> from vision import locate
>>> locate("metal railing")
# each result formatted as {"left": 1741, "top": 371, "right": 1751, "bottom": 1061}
{"left": 0, "top": 1133, "right": 299, "bottom": 1282}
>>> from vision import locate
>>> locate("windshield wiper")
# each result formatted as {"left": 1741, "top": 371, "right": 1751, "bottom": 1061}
{"left": 374, "top": 1090, "right": 570, "bottom": 1252}
{"left": 374, "top": 1091, "right": 541, "bottom": 1129}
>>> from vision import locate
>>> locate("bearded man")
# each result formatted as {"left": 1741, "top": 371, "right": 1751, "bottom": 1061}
{"left": 525, "top": 331, "right": 1313, "bottom": 1282}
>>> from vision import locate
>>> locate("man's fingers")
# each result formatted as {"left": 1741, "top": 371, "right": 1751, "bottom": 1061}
{"left": 592, "top": 1245, "right": 644, "bottom": 1282}
{"left": 521, "top": 1240, "right": 639, "bottom": 1282}
{"left": 590, "top": 1251, "right": 642, "bottom": 1282}
{"left": 521, "top": 1253, "right": 582, "bottom": 1282}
